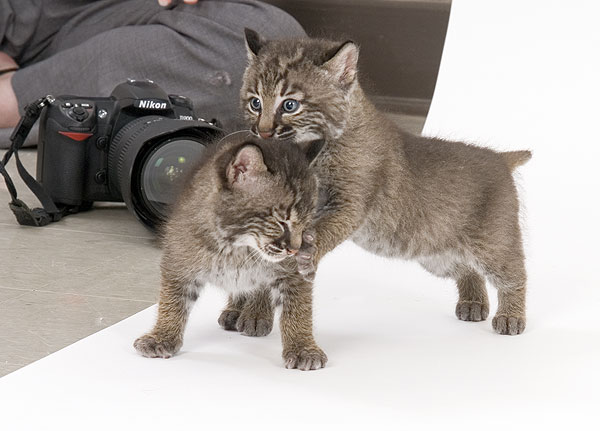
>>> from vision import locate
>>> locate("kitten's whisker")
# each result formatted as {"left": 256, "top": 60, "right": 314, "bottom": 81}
{"left": 249, "top": 249, "right": 262, "bottom": 265}
{"left": 240, "top": 250, "right": 254, "bottom": 267}
{"left": 247, "top": 249, "right": 262, "bottom": 267}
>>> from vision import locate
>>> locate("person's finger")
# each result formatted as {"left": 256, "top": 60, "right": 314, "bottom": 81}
{"left": 183, "top": 0, "right": 198, "bottom": 4}
{"left": 158, "top": 0, "right": 171, "bottom": 6}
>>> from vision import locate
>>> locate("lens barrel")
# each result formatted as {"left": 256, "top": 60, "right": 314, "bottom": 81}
{"left": 107, "top": 116, "right": 221, "bottom": 230}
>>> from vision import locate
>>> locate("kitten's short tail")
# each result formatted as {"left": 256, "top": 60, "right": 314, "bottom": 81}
{"left": 501, "top": 150, "right": 532, "bottom": 171}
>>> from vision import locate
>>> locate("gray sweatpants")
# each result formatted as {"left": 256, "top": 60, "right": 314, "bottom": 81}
{"left": 0, "top": 0, "right": 305, "bottom": 147}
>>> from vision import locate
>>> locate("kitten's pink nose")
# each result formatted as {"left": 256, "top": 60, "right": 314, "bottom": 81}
{"left": 286, "top": 248, "right": 298, "bottom": 255}
{"left": 258, "top": 129, "right": 274, "bottom": 139}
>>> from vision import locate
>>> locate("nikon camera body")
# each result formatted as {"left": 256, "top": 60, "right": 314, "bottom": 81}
{"left": 37, "top": 80, "right": 222, "bottom": 229}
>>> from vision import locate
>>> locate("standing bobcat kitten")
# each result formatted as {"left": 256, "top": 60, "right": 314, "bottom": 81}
{"left": 134, "top": 132, "right": 328, "bottom": 370}
{"left": 229, "top": 30, "right": 531, "bottom": 338}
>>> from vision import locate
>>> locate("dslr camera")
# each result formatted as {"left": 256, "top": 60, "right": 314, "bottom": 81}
{"left": 36, "top": 79, "right": 222, "bottom": 229}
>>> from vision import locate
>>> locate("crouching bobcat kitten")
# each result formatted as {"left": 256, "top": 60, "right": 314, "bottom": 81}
{"left": 134, "top": 132, "right": 328, "bottom": 370}
{"left": 231, "top": 30, "right": 531, "bottom": 337}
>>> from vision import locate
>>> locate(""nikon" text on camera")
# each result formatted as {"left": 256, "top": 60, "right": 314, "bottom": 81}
{"left": 136, "top": 100, "right": 168, "bottom": 110}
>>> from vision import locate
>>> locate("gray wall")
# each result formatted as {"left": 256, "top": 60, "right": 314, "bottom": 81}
{"left": 264, "top": 0, "right": 451, "bottom": 114}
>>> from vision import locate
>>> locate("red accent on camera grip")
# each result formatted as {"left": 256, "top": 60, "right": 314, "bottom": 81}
{"left": 58, "top": 131, "right": 93, "bottom": 142}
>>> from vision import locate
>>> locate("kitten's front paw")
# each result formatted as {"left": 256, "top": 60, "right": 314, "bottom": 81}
{"left": 283, "top": 346, "right": 328, "bottom": 371}
{"left": 455, "top": 301, "right": 489, "bottom": 322}
{"left": 492, "top": 314, "right": 526, "bottom": 335}
{"left": 235, "top": 312, "right": 273, "bottom": 337}
{"left": 133, "top": 334, "right": 181, "bottom": 358}
{"left": 296, "top": 231, "right": 317, "bottom": 282}
{"left": 218, "top": 309, "right": 241, "bottom": 331}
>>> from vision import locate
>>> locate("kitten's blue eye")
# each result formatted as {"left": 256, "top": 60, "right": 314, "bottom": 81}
{"left": 282, "top": 99, "right": 300, "bottom": 113}
{"left": 249, "top": 97, "right": 261, "bottom": 112}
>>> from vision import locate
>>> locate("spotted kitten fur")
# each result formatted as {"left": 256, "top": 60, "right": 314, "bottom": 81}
{"left": 134, "top": 132, "right": 327, "bottom": 370}
{"left": 228, "top": 29, "right": 531, "bottom": 340}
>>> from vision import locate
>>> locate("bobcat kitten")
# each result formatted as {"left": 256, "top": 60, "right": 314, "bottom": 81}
{"left": 134, "top": 132, "right": 328, "bottom": 370}
{"left": 234, "top": 30, "right": 531, "bottom": 337}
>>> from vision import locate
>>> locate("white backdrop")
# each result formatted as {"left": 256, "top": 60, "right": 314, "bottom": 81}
{"left": 1, "top": 1, "right": 599, "bottom": 429}
{"left": 423, "top": 0, "right": 600, "bottom": 349}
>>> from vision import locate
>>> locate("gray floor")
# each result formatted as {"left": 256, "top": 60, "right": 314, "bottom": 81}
{"left": 0, "top": 113, "right": 425, "bottom": 377}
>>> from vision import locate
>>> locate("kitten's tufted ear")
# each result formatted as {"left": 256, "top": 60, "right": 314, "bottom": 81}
{"left": 323, "top": 41, "right": 359, "bottom": 87}
{"left": 297, "top": 139, "right": 326, "bottom": 166}
{"left": 226, "top": 144, "right": 267, "bottom": 190}
{"left": 244, "top": 28, "right": 266, "bottom": 59}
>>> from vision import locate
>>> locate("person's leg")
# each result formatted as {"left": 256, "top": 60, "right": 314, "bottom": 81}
{"left": 0, "top": 0, "right": 96, "bottom": 66}
{"left": 0, "top": 51, "right": 19, "bottom": 128}
{"left": 0, "top": 52, "right": 18, "bottom": 71}
{"left": 149, "top": 0, "right": 307, "bottom": 130}
{"left": 0, "top": 72, "right": 19, "bottom": 129}
{"left": 9, "top": 1, "right": 305, "bottom": 132}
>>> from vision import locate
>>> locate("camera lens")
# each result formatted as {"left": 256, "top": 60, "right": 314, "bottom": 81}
{"left": 108, "top": 116, "right": 221, "bottom": 231}
{"left": 139, "top": 138, "right": 205, "bottom": 221}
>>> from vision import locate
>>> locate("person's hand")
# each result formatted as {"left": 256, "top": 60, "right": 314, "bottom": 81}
{"left": 158, "top": 0, "right": 198, "bottom": 6}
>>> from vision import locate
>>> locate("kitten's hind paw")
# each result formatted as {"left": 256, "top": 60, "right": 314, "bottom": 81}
{"left": 218, "top": 309, "right": 240, "bottom": 331}
{"left": 296, "top": 230, "right": 317, "bottom": 282}
{"left": 492, "top": 314, "right": 526, "bottom": 335}
{"left": 455, "top": 301, "right": 489, "bottom": 322}
{"left": 283, "top": 346, "right": 328, "bottom": 371}
{"left": 133, "top": 334, "right": 181, "bottom": 358}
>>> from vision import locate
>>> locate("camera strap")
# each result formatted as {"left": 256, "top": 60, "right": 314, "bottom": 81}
{"left": 0, "top": 95, "right": 68, "bottom": 226}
